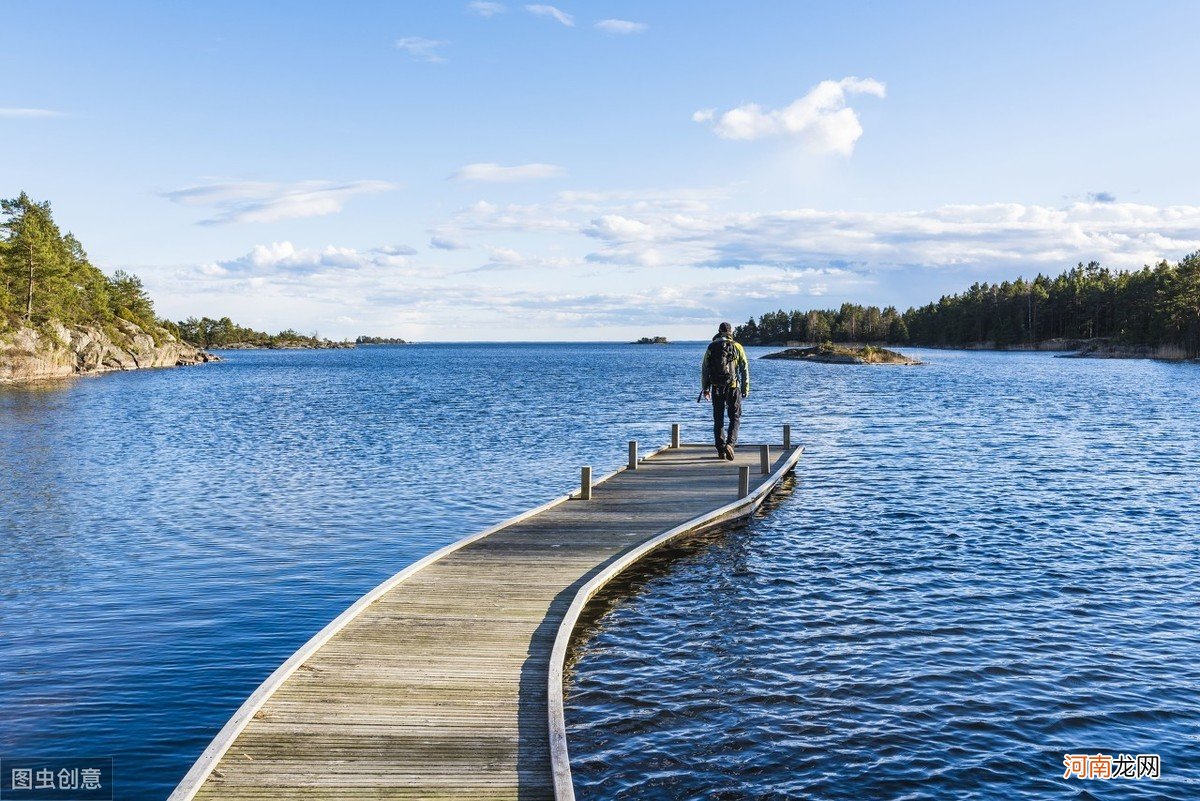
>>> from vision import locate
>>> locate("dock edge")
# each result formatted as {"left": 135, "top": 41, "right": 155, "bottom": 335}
{"left": 167, "top": 443, "right": 674, "bottom": 801}
{"left": 547, "top": 444, "right": 804, "bottom": 801}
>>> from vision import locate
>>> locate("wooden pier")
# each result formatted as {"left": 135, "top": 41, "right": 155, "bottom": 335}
{"left": 171, "top": 430, "right": 802, "bottom": 801}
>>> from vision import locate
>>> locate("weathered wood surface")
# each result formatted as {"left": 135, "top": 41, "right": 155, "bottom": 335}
{"left": 177, "top": 443, "right": 800, "bottom": 801}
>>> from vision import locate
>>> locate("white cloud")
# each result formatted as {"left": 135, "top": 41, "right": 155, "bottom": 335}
{"left": 595, "top": 19, "right": 647, "bottom": 34}
{"left": 160, "top": 187, "right": 1200, "bottom": 341}
{"left": 468, "top": 1, "right": 507, "bottom": 15}
{"left": 374, "top": 244, "right": 418, "bottom": 257}
{"left": 451, "top": 162, "right": 566, "bottom": 182}
{"left": 163, "top": 180, "right": 394, "bottom": 225}
{"left": 201, "top": 241, "right": 415, "bottom": 277}
{"left": 583, "top": 215, "right": 655, "bottom": 241}
{"left": 430, "top": 235, "right": 471, "bottom": 250}
{"left": 489, "top": 246, "right": 524, "bottom": 263}
{"left": 395, "top": 36, "right": 449, "bottom": 63}
{"left": 168, "top": 240, "right": 725, "bottom": 337}
{"left": 0, "top": 108, "right": 63, "bottom": 118}
{"left": 439, "top": 189, "right": 1200, "bottom": 275}
{"left": 586, "top": 201, "right": 1200, "bottom": 273}
{"left": 525, "top": 4, "right": 574, "bottom": 26}
{"left": 695, "top": 77, "right": 886, "bottom": 155}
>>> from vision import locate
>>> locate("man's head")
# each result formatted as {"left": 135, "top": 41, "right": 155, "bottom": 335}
{"left": 718, "top": 321, "right": 732, "bottom": 335}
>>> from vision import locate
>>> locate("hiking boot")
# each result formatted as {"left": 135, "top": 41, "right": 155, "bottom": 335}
{"left": 723, "top": 444, "right": 735, "bottom": 460}
{"left": 715, "top": 444, "right": 726, "bottom": 459}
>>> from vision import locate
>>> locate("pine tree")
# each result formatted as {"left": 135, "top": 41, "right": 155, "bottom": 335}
{"left": 0, "top": 192, "right": 66, "bottom": 323}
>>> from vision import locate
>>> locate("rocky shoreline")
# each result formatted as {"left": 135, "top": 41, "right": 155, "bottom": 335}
{"left": 0, "top": 320, "right": 217, "bottom": 384}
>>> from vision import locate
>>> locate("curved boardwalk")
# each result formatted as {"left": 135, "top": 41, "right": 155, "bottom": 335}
{"left": 173, "top": 439, "right": 802, "bottom": 801}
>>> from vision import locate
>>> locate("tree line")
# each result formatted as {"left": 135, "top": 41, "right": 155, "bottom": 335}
{"left": 735, "top": 254, "right": 1200, "bottom": 356}
{"left": 0, "top": 192, "right": 158, "bottom": 335}
{"left": 172, "top": 316, "right": 331, "bottom": 348}
{"left": 1, "top": 193, "right": 343, "bottom": 348}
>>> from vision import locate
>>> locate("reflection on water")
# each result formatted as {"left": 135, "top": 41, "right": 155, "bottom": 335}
{"left": 2, "top": 345, "right": 1198, "bottom": 800}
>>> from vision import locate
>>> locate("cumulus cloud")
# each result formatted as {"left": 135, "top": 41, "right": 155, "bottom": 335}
{"left": 170, "top": 239, "right": 724, "bottom": 337}
{"left": 372, "top": 244, "right": 419, "bottom": 258}
{"left": 430, "top": 235, "right": 471, "bottom": 250}
{"left": 440, "top": 190, "right": 1200, "bottom": 275}
{"left": 590, "top": 201, "right": 1200, "bottom": 273}
{"left": 695, "top": 77, "right": 886, "bottom": 155}
{"left": 468, "top": 1, "right": 506, "bottom": 15}
{"left": 200, "top": 241, "right": 414, "bottom": 277}
{"left": 451, "top": 162, "right": 566, "bottom": 182}
{"left": 525, "top": 4, "right": 574, "bottom": 26}
{"left": 162, "top": 187, "right": 1200, "bottom": 340}
{"left": 583, "top": 214, "right": 655, "bottom": 241}
{"left": 595, "top": 19, "right": 647, "bottom": 34}
{"left": 0, "top": 107, "right": 63, "bottom": 118}
{"left": 395, "top": 36, "right": 449, "bottom": 63}
{"left": 163, "top": 180, "right": 395, "bottom": 225}
{"left": 489, "top": 246, "right": 524, "bottom": 264}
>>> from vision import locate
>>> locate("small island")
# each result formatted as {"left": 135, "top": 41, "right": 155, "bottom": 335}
{"left": 631, "top": 336, "right": 670, "bottom": 345}
{"left": 762, "top": 343, "right": 922, "bottom": 365}
{"left": 356, "top": 336, "right": 409, "bottom": 345}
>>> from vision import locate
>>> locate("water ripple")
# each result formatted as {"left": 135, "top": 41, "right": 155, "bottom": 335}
{"left": 566, "top": 348, "right": 1200, "bottom": 800}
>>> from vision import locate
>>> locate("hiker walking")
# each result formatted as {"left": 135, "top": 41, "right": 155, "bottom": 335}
{"left": 701, "top": 321, "right": 750, "bottom": 460}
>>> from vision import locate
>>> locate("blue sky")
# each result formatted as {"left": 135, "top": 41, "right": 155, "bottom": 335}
{"left": 4, "top": 1, "right": 1199, "bottom": 340}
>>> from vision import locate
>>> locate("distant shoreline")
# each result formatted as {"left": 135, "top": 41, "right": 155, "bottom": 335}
{"left": 215, "top": 340, "right": 355, "bottom": 350}
{"left": 746, "top": 338, "right": 1197, "bottom": 362}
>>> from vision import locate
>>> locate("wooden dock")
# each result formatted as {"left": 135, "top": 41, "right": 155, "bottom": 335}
{"left": 171, "top": 430, "right": 802, "bottom": 801}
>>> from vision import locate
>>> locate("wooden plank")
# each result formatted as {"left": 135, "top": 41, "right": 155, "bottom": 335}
{"left": 173, "top": 442, "right": 801, "bottom": 801}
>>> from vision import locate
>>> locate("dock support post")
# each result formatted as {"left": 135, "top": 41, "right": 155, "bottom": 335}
{"left": 580, "top": 466, "right": 592, "bottom": 500}
{"left": 628, "top": 440, "right": 638, "bottom": 470}
{"left": 738, "top": 465, "right": 750, "bottom": 498}
{"left": 760, "top": 444, "right": 770, "bottom": 475}
{"left": 783, "top": 424, "right": 791, "bottom": 450}
{"left": 671, "top": 423, "right": 680, "bottom": 449}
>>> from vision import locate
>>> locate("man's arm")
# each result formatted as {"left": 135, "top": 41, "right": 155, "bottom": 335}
{"left": 700, "top": 347, "right": 711, "bottom": 392}
{"left": 736, "top": 343, "right": 750, "bottom": 395}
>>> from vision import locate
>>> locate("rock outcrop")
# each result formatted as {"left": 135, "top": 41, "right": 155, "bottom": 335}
{"left": 0, "top": 320, "right": 217, "bottom": 384}
{"left": 762, "top": 344, "right": 922, "bottom": 365}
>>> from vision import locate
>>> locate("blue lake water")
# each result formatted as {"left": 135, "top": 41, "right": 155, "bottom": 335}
{"left": 1, "top": 344, "right": 1198, "bottom": 800}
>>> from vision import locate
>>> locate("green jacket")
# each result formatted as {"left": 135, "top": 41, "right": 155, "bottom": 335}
{"left": 701, "top": 335, "right": 750, "bottom": 393}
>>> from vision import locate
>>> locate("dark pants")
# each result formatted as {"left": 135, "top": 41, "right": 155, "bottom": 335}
{"left": 711, "top": 385, "right": 742, "bottom": 449}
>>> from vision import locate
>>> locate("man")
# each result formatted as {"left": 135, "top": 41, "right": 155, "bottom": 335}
{"left": 700, "top": 321, "right": 750, "bottom": 460}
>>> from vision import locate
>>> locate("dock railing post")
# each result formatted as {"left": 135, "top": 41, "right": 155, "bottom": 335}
{"left": 628, "top": 440, "right": 638, "bottom": 470}
{"left": 783, "top": 424, "right": 792, "bottom": 450}
{"left": 671, "top": 423, "right": 680, "bottom": 449}
{"left": 738, "top": 464, "right": 750, "bottom": 498}
{"left": 760, "top": 444, "right": 770, "bottom": 475}
{"left": 580, "top": 466, "right": 592, "bottom": 500}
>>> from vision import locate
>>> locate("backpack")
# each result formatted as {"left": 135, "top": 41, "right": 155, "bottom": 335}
{"left": 707, "top": 338, "right": 737, "bottom": 386}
